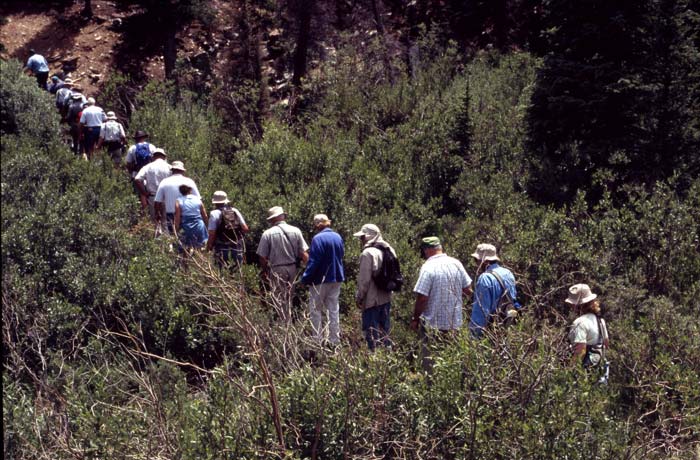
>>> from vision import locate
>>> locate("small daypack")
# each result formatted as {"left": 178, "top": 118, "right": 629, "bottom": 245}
{"left": 56, "top": 87, "right": 71, "bottom": 109}
{"left": 487, "top": 270, "right": 517, "bottom": 323}
{"left": 371, "top": 245, "right": 404, "bottom": 292}
{"left": 217, "top": 206, "right": 242, "bottom": 244}
{"left": 134, "top": 142, "right": 152, "bottom": 171}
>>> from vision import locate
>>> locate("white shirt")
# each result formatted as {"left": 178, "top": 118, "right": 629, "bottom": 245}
{"left": 154, "top": 174, "right": 200, "bottom": 214}
{"left": 80, "top": 105, "right": 106, "bottom": 127}
{"left": 413, "top": 253, "right": 472, "bottom": 330}
{"left": 134, "top": 158, "right": 172, "bottom": 195}
{"left": 569, "top": 313, "right": 608, "bottom": 346}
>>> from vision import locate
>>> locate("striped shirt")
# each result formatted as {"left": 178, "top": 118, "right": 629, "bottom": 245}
{"left": 414, "top": 253, "right": 472, "bottom": 330}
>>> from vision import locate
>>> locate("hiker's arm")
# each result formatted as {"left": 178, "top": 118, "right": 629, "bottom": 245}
{"left": 571, "top": 343, "right": 587, "bottom": 365}
{"left": 174, "top": 202, "right": 182, "bottom": 232}
{"left": 355, "top": 250, "right": 373, "bottom": 308}
{"left": 200, "top": 204, "right": 208, "bottom": 226}
{"left": 411, "top": 294, "right": 429, "bottom": 331}
{"left": 134, "top": 178, "right": 148, "bottom": 210}
{"left": 154, "top": 201, "right": 163, "bottom": 221}
{"left": 206, "top": 230, "right": 216, "bottom": 251}
{"left": 463, "top": 283, "right": 473, "bottom": 297}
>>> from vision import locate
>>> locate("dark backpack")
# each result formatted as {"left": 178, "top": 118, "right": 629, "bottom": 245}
{"left": 133, "top": 142, "right": 152, "bottom": 171}
{"left": 217, "top": 206, "right": 242, "bottom": 244}
{"left": 371, "top": 245, "right": 404, "bottom": 292}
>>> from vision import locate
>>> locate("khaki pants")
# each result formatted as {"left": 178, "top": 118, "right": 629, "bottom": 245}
{"left": 309, "top": 282, "right": 342, "bottom": 345}
{"left": 269, "top": 264, "right": 297, "bottom": 320}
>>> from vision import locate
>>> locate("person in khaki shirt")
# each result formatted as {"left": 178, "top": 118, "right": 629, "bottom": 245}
{"left": 354, "top": 224, "right": 396, "bottom": 350}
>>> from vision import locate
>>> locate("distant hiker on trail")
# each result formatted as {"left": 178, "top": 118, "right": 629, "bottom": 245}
{"left": 133, "top": 147, "right": 170, "bottom": 229}
{"left": 469, "top": 243, "right": 520, "bottom": 337}
{"left": 66, "top": 90, "right": 86, "bottom": 155}
{"left": 55, "top": 78, "right": 74, "bottom": 121}
{"left": 354, "top": 224, "right": 402, "bottom": 350}
{"left": 566, "top": 283, "right": 610, "bottom": 382}
{"left": 96, "top": 111, "right": 126, "bottom": 166}
{"left": 24, "top": 49, "right": 49, "bottom": 90}
{"left": 48, "top": 75, "right": 64, "bottom": 94}
{"left": 206, "top": 191, "right": 249, "bottom": 271}
{"left": 154, "top": 161, "right": 200, "bottom": 235}
{"left": 256, "top": 206, "right": 309, "bottom": 320}
{"left": 79, "top": 97, "right": 106, "bottom": 160}
{"left": 411, "top": 237, "right": 472, "bottom": 371}
{"left": 125, "top": 130, "right": 155, "bottom": 181}
{"left": 174, "top": 184, "right": 208, "bottom": 251}
{"left": 301, "top": 214, "right": 345, "bottom": 346}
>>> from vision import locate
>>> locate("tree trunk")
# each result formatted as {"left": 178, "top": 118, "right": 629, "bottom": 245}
{"left": 291, "top": 0, "right": 313, "bottom": 87}
{"left": 163, "top": 27, "right": 177, "bottom": 80}
{"left": 83, "top": 0, "right": 93, "bottom": 18}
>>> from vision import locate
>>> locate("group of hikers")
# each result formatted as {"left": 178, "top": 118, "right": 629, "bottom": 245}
{"left": 27, "top": 49, "right": 610, "bottom": 381}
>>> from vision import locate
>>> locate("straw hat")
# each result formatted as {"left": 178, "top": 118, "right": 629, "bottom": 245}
{"left": 211, "top": 191, "right": 230, "bottom": 205}
{"left": 565, "top": 284, "right": 598, "bottom": 306}
{"left": 106, "top": 111, "right": 117, "bottom": 120}
{"left": 152, "top": 148, "right": 167, "bottom": 158}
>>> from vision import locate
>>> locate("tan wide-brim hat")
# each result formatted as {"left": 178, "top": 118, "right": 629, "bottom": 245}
{"left": 565, "top": 284, "right": 598, "bottom": 305}
{"left": 106, "top": 111, "right": 117, "bottom": 120}
{"left": 353, "top": 223, "right": 380, "bottom": 238}
{"left": 170, "top": 161, "right": 186, "bottom": 172}
{"left": 267, "top": 206, "right": 285, "bottom": 221}
{"left": 212, "top": 191, "right": 230, "bottom": 204}
{"left": 471, "top": 243, "right": 500, "bottom": 262}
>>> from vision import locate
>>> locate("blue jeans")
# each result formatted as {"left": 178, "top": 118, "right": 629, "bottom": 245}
{"left": 362, "top": 302, "right": 391, "bottom": 350}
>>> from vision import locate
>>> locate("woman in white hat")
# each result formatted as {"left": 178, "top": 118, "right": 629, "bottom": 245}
{"left": 565, "top": 284, "right": 609, "bottom": 368}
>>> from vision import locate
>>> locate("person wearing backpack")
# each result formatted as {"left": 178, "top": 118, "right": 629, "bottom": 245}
{"left": 206, "top": 191, "right": 249, "bottom": 271}
{"left": 133, "top": 148, "right": 171, "bottom": 228}
{"left": 566, "top": 284, "right": 610, "bottom": 382}
{"left": 79, "top": 97, "right": 106, "bottom": 160}
{"left": 125, "top": 131, "right": 155, "bottom": 179}
{"left": 55, "top": 78, "right": 73, "bottom": 120}
{"left": 353, "top": 224, "right": 401, "bottom": 350}
{"left": 469, "top": 243, "right": 521, "bottom": 338}
{"left": 66, "top": 91, "right": 86, "bottom": 155}
{"left": 96, "top": 111, "right": 126, "bottom": 167}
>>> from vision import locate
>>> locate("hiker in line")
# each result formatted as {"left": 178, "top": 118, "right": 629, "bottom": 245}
{"left": 55, "top": 78, "right": 74, "bottom": 121}
{"left": 411, "top": 237, "right": 472, "bottom": 371}
{"left": 125, "top": 130, "right": 155, "bottom": 189}
{"left": 469, "top": 243, "right": 520, "bottom": 338}
{"left": 354, "top": 224, "right": 398, "bottom": 351}
{"left": 48, "top": 75, "right": 67, "bottom": 94}
{"left": 79, "top": 97, "right": 106, "bottom": 160}
{"left": 96, "top": 111, "right": 126, "bottom": 167}
{"left": 154, "top": 161, "right": 200, "bottom": 235}
{"left": 566, "top": 283, "right": 609, "bottom": 373}
{"left": 174, "top": 184, "right": 208, "bottom": 251}
{"left": 66, "top": 90, "right": 86, "bottom": 155}
{"left": 133, "top": 148, "right": 170, "bottom": 229}
{"left": 206, "top": 191, "right": 249, "bottom": 271}
{"left": 256, "top": 206, "right": 309, "bottom": 319}
{"left": 301, "top": 214, "right": 345, "bottom": 346}
{"left": 24, "top": 49, "right": 50, "bottom": 89}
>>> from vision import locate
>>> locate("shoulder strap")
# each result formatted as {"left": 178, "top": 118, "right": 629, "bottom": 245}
{"left": 277, "top": 224, "right": 297, "bottom": 256}
{"left": 487, "top": 270, "right": 514, "bottom": 303}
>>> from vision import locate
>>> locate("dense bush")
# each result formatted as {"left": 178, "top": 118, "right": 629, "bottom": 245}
{"left": 3, "top": 35, "right": 699, "bottom": 460}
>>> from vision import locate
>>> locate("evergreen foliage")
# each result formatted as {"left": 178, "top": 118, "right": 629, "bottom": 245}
{"left": 2, "top": 28, "right": 700, "bottom": 460}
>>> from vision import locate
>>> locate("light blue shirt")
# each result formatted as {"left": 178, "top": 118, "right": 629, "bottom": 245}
{"left": 470, "top": 263, "right": 520, "bottom": 337}
{"left": 26, "top": 54, "right": 49, "bottom": 73}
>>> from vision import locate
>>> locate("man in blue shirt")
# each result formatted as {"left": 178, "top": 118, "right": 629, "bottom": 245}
{"left": 470, "top": 243, "right": 520, "bottom": 337}
{"left": 25, "top": 49, "right": 50, "bottom": 90}
{"left": 301, "top": 214, "right": 345, "bottom": 345}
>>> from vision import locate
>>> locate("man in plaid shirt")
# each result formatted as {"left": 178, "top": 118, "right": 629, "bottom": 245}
{"left": 411, "top": 237, "right": 473, "bottom": 332}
